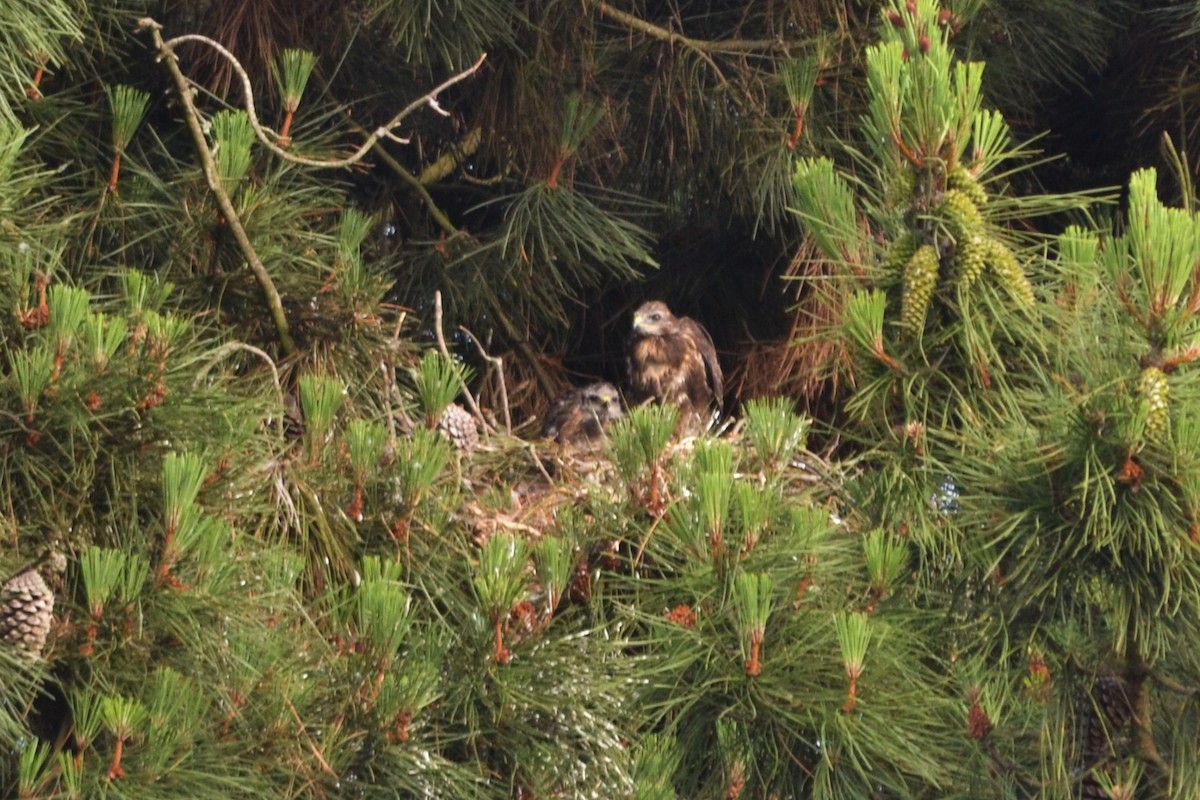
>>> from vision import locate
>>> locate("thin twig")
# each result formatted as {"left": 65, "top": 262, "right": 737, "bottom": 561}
{"left": 1150, "top": 667, "right": 1200, "bottom": 697}
{"left": 478, "top": 290, "right": 560, "bottom": 399}
{"left": 433, "top": 291, "right": 490, "bottom": 432}
{"left": 285, "top": 699, "right": 338, "bottom": 777}
{"left": 633, "top": 514, "right": 665, "bottom": 569}
{"left": 527, "top": 445, "right": 555, "bottom": 485}
{"left": 592, "top": 2, "right": 727, "bottom": 89}
{"left": 0, "top": 409, "right": 35, "bottom": 433}
{"left": 141, "top": 19, "right": 485, "bottom": 170}
{"left": 192, "top": 341, "right": 285, "bottom": 438}
{"left": 140, "top": 18, "right": 296, "bottom": 354}
{"left": 347, "top": 117, "right": 459, "bottom": 235}
{"left": 381, "top": 312, "right": 406, "bottom": 453}
{"left": 590, "top": 1, "right": 806, "bottom": 55}
{"left": 192, "top": 341, "right": 281, "bottom": 392}
{"left": 460, "top": 323, "right": 511, "bottom": 435}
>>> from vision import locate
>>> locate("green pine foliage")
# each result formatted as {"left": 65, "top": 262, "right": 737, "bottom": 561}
{"left": 2, "top": 1, "right": 1200, "bottom": 799}
{"left": 790, "top": 1, "right": 1200, "bottom": 797}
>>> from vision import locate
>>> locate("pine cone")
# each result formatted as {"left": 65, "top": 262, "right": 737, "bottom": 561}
{"left": 881, "top": 230, "right": 919, "bottom": 276}
{"left": 982, "top": 238, "right": 1034, "bottom": 306}
{"left": 901, "top": 244, "right": 940, "bottom": 333}
{"left": 948, "top": 165, "right": 988, "bottom": 207}
{"left": 1078, "top": 675, "right": 1135, "bottom": 799}
{"left": 1092, "top": 675, "right": 1133, "bottom": 730}
{"left": 957, "top": 231, "right": 987, "bottom": 289}
{"left": 1, "top": 566, "right": 55, "bottom": 658}
{"left": 438, "top": 403, "right": 479, "bottom": 452}
{"left": 1137, "top": 366, "right": 1169, "bottom": 441}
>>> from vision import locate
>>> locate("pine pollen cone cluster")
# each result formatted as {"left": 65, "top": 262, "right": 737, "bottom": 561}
{"left": 1137, "top": 365, "right": 1170, "bottom": 441}
{"left": 889, "top": 164, "right": 1034, "bottom": 335}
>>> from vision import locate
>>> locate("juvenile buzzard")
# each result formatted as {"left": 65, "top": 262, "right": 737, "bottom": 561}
{"left": 626, "top": 301, "right": 723, "bottom": 425}
{"left": 542, "top": 382, "right": 625, "bottom": 445}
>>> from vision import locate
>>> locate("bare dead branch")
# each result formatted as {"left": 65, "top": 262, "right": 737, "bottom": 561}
{"left": 589, "top": 1, "right": 810, "bottom": 55}
{"left": 460, "top": 323, "right": 511, "bottom": 435}
{"left": 140, "top": 17, "right": 296, "bottom": 354}
{"left": 139, "top": 18, "right": 485, "bottom": 170}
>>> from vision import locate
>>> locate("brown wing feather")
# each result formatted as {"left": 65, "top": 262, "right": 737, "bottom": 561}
{"left": 542, "top": 391, "right": 585, "bottom": 442}
{"left": 678, "top": 316, "right": 723, "bottom": 411}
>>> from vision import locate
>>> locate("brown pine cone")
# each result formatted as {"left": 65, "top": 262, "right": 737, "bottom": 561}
{"left": 438, "top": 403, "right": 479, "bottom": 452}
{"left": 1, "top": 566, "right": 55, "bottom": 658}
{"left": 1078, "top": 675, "right": 1135, "bottom": 799}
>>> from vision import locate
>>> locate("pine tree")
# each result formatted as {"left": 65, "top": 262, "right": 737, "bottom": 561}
{"left": 793, "top": 1, "right": 1200, "bottom": 796}
{"left": 1, "top": 1, "right": 1199, "bottom": 799}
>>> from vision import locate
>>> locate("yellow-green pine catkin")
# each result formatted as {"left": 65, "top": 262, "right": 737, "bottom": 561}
{"left": 948, "top": 164, "right": 987, "bottom": 207}
{"left": 942, "top": 188, "right": 983, "bottom": 230}
{"left": 983, "top": 237, "right": 1034, "bottom": 306}
{"left": 886, "top": 166, "right": 917, "bottom": 210}
{"left": 941, "top": 188, "right": 987, "bottom": 288}
{"left": 882, "top": 230, "right": 919, "bottom": 275}
{"left": 957, "top": 231, "right": 987, "bottom": 289}
{"left": 901, "top": 244, "right": 940, "bottom": 333}
{"left": 1137, "top": 366, "right": 1170, "bottom": 440}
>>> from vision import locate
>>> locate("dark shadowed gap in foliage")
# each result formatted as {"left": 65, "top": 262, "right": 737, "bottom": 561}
{"left": 561, "top": 226, "right": 789, "bottom": 415}
{"left": 1033, "top": 2, "right": 1195, "bottom": 206}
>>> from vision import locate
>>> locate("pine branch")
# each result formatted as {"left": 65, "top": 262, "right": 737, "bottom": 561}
{"left": 589, "top": 1, "right": 810, "bottom": 54}
{"left": 1125, "top": 639, "right": 1170, "bottom": 780}
{"left": 140, "top": 18, "right": 296, "bottom": 354}
{"left": 353, "top": 119, "right": 459, "bottom": 235}
{"left": 333, "top": 87, "right": 478, "bottom": 235}
{"left": 418, "top": 127, "right": 483, "bottom": 186}
{"left": 139, "top": 18, "right": 486, "bottom": 170}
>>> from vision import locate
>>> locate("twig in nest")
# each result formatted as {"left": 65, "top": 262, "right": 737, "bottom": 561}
{"left": 434, "top": 291, "right": 490, "bottom": 432}
{"left": 460, "top": 323, "right": 511, "bottom": 435}
{"left": 527, "top": 445, "right": 555, "bottom": 485}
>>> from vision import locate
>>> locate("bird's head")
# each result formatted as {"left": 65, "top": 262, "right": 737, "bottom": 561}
{"left": 631, "top": 301, "right": 675, "bottom": 336}
{"left": 582, "top": 382, "right": 624, "bottom": 422}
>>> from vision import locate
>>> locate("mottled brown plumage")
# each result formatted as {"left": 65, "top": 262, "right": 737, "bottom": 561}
{"left": 627, "top": 301, "right": 723, "bottom": 425}
{"left": 542, "top": 382, "right": 625, "bottom": 444}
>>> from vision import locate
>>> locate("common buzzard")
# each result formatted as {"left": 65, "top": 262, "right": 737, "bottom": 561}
{"left": 626, "top": 300, "right": 723, "bottom": 426}
{"left": 542, "top": 382, "right": 625, "bottom": 445}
